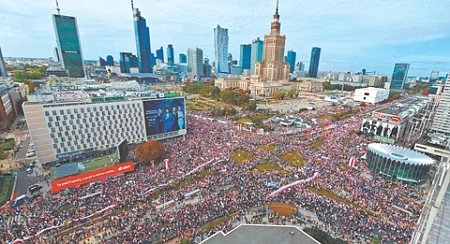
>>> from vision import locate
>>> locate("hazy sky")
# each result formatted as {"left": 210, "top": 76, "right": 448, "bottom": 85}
{"left": 1, "top": 0, "right": 449, "bottom": 76}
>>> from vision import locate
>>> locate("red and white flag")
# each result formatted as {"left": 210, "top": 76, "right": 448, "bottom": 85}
{"left": 164, "top": 159, "right": 171, "bottom": 170}
{"left": 237, "top": 124, "right": 243, "bottom": 131}
{"left": 349, "top": 157, "right": 357, "bottom": 168}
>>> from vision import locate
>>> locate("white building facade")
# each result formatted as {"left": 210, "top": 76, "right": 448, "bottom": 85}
{"left": 353, "top": 87, "right": 389, "bottom": 104}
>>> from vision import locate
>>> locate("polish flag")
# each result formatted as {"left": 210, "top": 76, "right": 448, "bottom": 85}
{"left": 349, "top": 157, "right": 357, "bottom": 168}
{"left": 164, "top": 159, "right": 171, "bottom": 170}
{"left": 237, "top": 124, "right": 243, "bottom": 131}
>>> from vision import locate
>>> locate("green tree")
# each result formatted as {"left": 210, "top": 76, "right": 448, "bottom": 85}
{"left": 246, "top": 101, "right": 257, "bottom": 111}
{"left": 272, "top": 91, "right": 286, "bottom": 100}
{"left": 211, "top": 86, "right": 221, "bottom": 99}
{"left": 287, "top": 90, "right": 298, "bottom": 98}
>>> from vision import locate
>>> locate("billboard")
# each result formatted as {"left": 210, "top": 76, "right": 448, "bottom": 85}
{"left": 143, "top": 97, "right": 186, "bottom": 138}
{"left": 117, "top": 139, "right": 129, "bottom": 163}
{"left": 51, "top": 161, "right": 134, "bottom": 194}
{"left": 361, "top": 119, "right": 403, "bottom": 142}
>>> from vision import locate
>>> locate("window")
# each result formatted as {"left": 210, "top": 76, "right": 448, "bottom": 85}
{"left": 44, "top": 111, "right": 50, "bottom": 116}
{"left": 52, "top": 111, "right": 57, "bottom": 116}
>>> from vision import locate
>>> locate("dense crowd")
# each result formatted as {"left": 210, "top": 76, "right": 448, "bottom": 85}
{"left": 0, "top": 99, "right": 425, "bottom": 244}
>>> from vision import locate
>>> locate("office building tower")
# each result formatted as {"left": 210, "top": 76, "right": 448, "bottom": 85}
{"left": 203, "top": 58, "right": 212, "bottom": 78}
{"left": 167, "top": 44, "right": 174, "bottom": 65}
{"left": 430, "top": 75, "right": 450, "bottom": 140}
{"left": 287, "top": 50, "right": 296, "bottom": 73}
{"left": 179, "top": 53, "right": 187, "bottom": 63}
{"left": 214, "top": 25, "right": 229, "bottom": 73}
{"left": 99, "top": 57, "right": 107, "bottom": 67}
{"left": 0, "top": 47, "right": 7, "bottom": 78}
{"left": 132, "top": 5, "right": 152, "bottom": 73}
{"left": 106, "top": 55, "right": 114, "bottom": 66}
{"left": 120, "top": 52, "right": 138, "bottom": 73}
{"left": 53, "top": 47, "right": 60, "bottom": 63}
{"left": 295, "top": 62, "right": 305, "bottom": 72}
{"left": 156, "top": 47, "right": 164, "bottom": 63}
{"left": 429, "top": 71, "right": 439, "bottom": 83}
{"left": 240, "top": 44, "right": 251, "bottom": 70}
{"left": 250, "top": 37, "right": 264, "bottom": 75}
{"left": 389, "top": 63, "right": 410, "bottom": 91}
{"left": 255, "top": 1, "right": 290, "bottom": 81}
{"left": 150, "top": 53, "right": 156, "bottom": 68}
{"left": 362, "top": 69, "right": 367, "bottom": 75}
{"left": 308, "top": 47, "right": 321, "bottom": 78}
{"left": 52, "top": 14, "right": 85, "bottom": 77}
{"left": 187, "top": 48, "right": 204, "bottom": 79}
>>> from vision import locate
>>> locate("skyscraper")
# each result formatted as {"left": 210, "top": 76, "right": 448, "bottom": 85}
{"left": 240, "top": 44, "right": 252, "bottom": 70}
{"left": 295, "top": 62, "right": 305, "bottom": 71}
{"left": 214, "top": 25, "right": 229, "bottom": 74}
{"left": 250, "top": 37, "right": 264, "bottom": 75}
{"left": 52, "top": 14, "right": 85, "bottom": 77}
{"left": 167, "top": 44, "right": 174, "bottom": 65}
{"left": 99, "top": 57, "right": 107, "bottom": 67}
{"left": 106, "top": 55, "right": 114, "bottom": 66}
{"left": 156, "top": 47, "right": 164, "bottom": 63}
{"left": 429, "top": 71, "right": 439, "bottom": 83}
{"left": 120, "top": 52, "right": 138, "bottom": 73}
{"left": 0, "top": 47, "right": 7, "bottom": 79}
{"left": 389, "top": 63, "right": 410, "bottom": 91}
{"left": 53, "top": 47, "right": 60, "bottom": 63}
{"left": 430, "top": 75, "right": 450, "bottom": 144}
{"left": 287, "top": 50, "right": 296, "bottom": 73}
{"left": 187, "top": 48, "right": 204, "bottom": 79}
{"left": 308, "top": 47, "right": 321, "bottom": 78}
{"left": 132, "top": 4, "right": 152, "bottom": 73}
{"left": 179, "top": 53, "right": 187, "bottom": 63}
{"left": 203, "top": 58, "right": 212, "bottom": 78}
{"left": 255, "top": 1, "right": 290, "bottom": 81}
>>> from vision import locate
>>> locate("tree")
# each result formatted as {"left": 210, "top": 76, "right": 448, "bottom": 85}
{"left": 387, "top": 92, "right": 402, "bottom": 102}
{"left": 272, "top": 91, "right": 286, "bottom": 100}
{"left": 211, "top": 86, "right": 221, "bottom": 99}
{"left": 136, "top": 140, "right": 166, "bottom": 165}
{"left": 287, "top": 90, "right": 298, "bottom": 99}
{"left": 246, "top": 101, "right": 257, "bottom": 111}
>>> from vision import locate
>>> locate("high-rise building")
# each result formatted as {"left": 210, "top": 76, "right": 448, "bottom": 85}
{"left": 120, "top": 52, "right": 138, "bottom": 73}
{"left": 255, "top": 1, "right": 290, "bottom": 81}
{"left": 250, "top": 37, "right": 264, "bottom": 75}
{"left": 106, "top": 55, "right": 114, "bottom": 66}
{"left": 203, "top": 58, "right": 212, "bottom": 78}
{"left": 99, "top": 57, "right": 107, "bottom": 67}
{"left": 295, "top": 62, "right": 305, "bottom": 72}
{"left": 187, "top": 48, "right": 204, "bottom": 79}
{"left": 179, "top": 53, "right": 187, "bottom": 63}
{"left": 0, "top": 47, "right": 7, "bottom": 79}
{"left": 308, "top": 47, "right": 321, "bottom": 78}
{"left": 167, "top": 44, "right": 174, "bottom": 65}
{"left": 53, "top": 47, "right": 60, "bottom": 63}
{"left": 429, "top": 70, "right": 439, "bottom": 83}
{"left": 287, "top": 50, "right": 296, "bottom": 73}
{"left": 156, "top": 47, "right": 164, "bottom": 63}
{"left": 430, "top": 75, "right": 450, "bottom": 141}
{"left": 240, "top": 44, "right": 251, "bottom": 70}
{"left": 214, "top": 25, "right": 229, "bottom": 73}
{"left": 389, "top": 63, "right": 410, "bottom": 91}
{"left": 52, "top": 14, "right": 85, "bottom": 77}
{"left": 132, "top": 4, "right": 152, "bottom": 73}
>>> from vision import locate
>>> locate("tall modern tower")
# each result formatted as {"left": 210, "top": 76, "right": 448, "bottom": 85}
{"left": 179, "top": 53, "right": 187, "bottom": 63}
{"left": 240, "top": 44, "right": 252, "bottom": 70}
{"left": 389, "top": 63, "right": 410, "bottom": 91}
{"left": 308, "top": 47, "right": 321, "bottom": 78}
{"left": 132, "top": 2, "right": 152, "bottom": 73}
{"left": 287, "top": 50, "right": 296, "bottom": 73}
{"left": 106, "top": 55, "right": 114, "bottom": 66}
{"left": 250, "top": 37, "right": 264, "bottom": 75}
{"left": 156, "top": 47, "right": 164, "bottom": 63}
{"left": 214, "top": 25, "right": 229, "bottom": 74}
{"left": 52, "top": 12, "right": 85, "bottom": 77}
{"left": 120, "top": 52, "right": 138, "bottom": 73}
{"left": 255, "top": 0, "right": 290, "bottom": 81}
{"left": 167, "top": 44, "right": 174, "bottom": 65}
{"left": 431, "top": 78, "right": 450, "bottom": 140}
{"left": 429, "top": 70, "right": 439, "bottom": 83}
{"left": 187, "top": 48, "right": 204, "bottom": 79}
{"left": 0, "top": 47, "right": 7, "bottom": 79}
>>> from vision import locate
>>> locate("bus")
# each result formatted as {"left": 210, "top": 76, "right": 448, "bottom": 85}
{"left": 11, "top": 195, "right": 27, "bottom": 207}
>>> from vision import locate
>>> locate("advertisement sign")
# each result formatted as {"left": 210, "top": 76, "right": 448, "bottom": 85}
{"left": 143, "top": 98, "right": 186, "bottom": 138}
{"left": 51, "top": 161, "right": 134, "bottom": 194}
{"left": 361, "top": 119, "right": 403, "bottom": 141}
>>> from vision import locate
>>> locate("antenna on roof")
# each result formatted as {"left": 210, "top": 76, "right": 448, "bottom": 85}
{"left": 131, "top": 0, "right": 134, "bottom": 10}
{"left": 55, "top": 0, "right": 61, "bottom": 15}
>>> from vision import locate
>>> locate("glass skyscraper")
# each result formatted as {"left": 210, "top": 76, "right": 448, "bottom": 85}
{"left": 389, "top": 63, "right": 410, "bottom": 91}
{"left": 0, "top": 47, "right": 7, "bottom": 78}
{"left": 167, "top": 44, "right": 174, "bottom": 65}
{"left": 133, "top": 7, "right": 152, "bottom": 73}
{"left": 179, "top": 53, "right": 187, "bottom": 63}
{"left": 52, "top": 14, "right": 85, "bottom": 77}
{"left": 187, "top": 48, "right": 204, "bottom": 79}
{"left": 214, "top": 25, "right": 229, "bottom": 74}
{"left": 120, "top": 52, "right": 138, "bottom": 73}
{"left": 239, "top": 44, "right": 252, "bottom": 70}
{"left": 308, "top": 47, "right": 321, "bottom": 78}
{"left": 106, "top": 55, "right": 114, "bottom": 66}
{"left": 156, "top": 47, "right": 164, "bottom": 63}
{"left": 429, "top": 70, "right": 439, "bottom": 83}
{"left": 250, "top": 37, "right": 264, "bottom": 75}
{"left": 287, "top": 50, "right": 296, "bottom": 73}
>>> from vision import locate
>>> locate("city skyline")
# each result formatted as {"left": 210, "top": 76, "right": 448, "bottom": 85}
{"left": 1, "top": 0, "right": 449, "bottom": 76}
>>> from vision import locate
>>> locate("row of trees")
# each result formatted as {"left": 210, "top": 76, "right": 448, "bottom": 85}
{"left": 135, "top": 140, "right": 166, "bottom": 165}
{"left": 13, "top": 66, "right": 47, "bottom": 82}
{"left": 323, "top": 81, "right": 358, "bottom": 91}
{"left": 272, "top": 90, "right": 299, "bottom": 100}
{"left": 183, "top": 84, "right": 251, "bottom": 107}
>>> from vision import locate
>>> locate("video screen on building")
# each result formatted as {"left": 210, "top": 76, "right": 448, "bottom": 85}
{"left": 361, "top": 119, "right": 403, "bottom": 142}
{"left": 117, "top": 139, "right": 129, "bottom": 163}
{"left": 143, "top": 98, "right": 186, "bottom": 138}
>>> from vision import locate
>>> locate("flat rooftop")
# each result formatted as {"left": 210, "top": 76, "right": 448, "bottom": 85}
{"left": 375, "top": 97, "right": 429, "bottom": 116}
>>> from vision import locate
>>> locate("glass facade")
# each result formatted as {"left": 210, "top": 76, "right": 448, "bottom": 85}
{"left": 250, "top": 37, "right": 264, "bottom": 75}
{"left": 133, "top": 8, "right": 152, "bottom": 73}
{"left": 53, "top": 15, "right": 85, "bottom": 77}
{"left": 287, "top": 50, "right": 296, "bottom": 73}
{"left": 390, "top": 63, "right": 410, "bottom": 91}
{"left": 167, "top": 44, "right": 174, "bottom": 65}
{"left": 179, "top": 53, "right": 187, "bottom": 63}
{"left": 308, "top": 47, "right": 321, "bottom": 78}
{"left": 156, "top": 47, "right": 164, "bottom": 63}
{"left": 239, "top": 44, "right": 251, "bottom": 70}
{"left": 214, "top": 25, "right": 229, "bottom": 73}
{"left": 120, "top": 52, "right": 138, "bottom": 73}
{"left": 366, "top": 148, "right": 432, "bottom": 183}
{"left": 106, "top": 55, "right": 114, "bottom": 66}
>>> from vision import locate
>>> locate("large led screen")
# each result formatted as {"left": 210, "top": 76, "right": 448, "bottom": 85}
{"left": 143, "top": 98, "right": 186, "bottom": 138}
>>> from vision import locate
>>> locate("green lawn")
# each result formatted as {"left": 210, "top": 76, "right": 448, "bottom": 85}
{"left": 281, "top": 152, "right": 306, "bottom": 167}
{"left": 312, "top": 138, "right": 325, "bottom": 150}
{"left": 83, "top": 157, "right": 114, "bottom": 172}
{"left": 232, "top": 150, "right": 254, "bottom": 164}
{"left": 0, "top": 177, "right": 14, "bottom": 206}
{"left": 254, "top": 162, "right": 290, "bottom": 174}
{"left": 258, "top": 145, "right": 279, "bottom": 152}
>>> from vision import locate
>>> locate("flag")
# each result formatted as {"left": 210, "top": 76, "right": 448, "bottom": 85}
{"left": 349, "top": 157, "right": 356, "bottom": 168}
{"left": 164, "top": 159, "right": 170, "bottom": 170}
{"left": 237, "top": 124, "right": 243, "bottom": 131}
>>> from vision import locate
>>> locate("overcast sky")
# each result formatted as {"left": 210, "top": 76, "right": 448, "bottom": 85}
{"left": 1, "top": 0, "right": 449, "bottom": 76}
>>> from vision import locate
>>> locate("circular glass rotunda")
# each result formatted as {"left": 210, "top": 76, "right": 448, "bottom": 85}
{"left": 366, "top": 143, "right": 434, "bottom": 183}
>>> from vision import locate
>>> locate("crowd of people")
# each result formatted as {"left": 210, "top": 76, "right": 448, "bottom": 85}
{"left": 0, "top": 99, "right": 426, "bottom": 244}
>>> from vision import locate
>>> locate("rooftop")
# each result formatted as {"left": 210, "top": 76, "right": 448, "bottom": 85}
{"left": 368, "top": 143, "right": 434, "bottom": 166}
{"left": 375, "top": 97, "right": 429, "bottom": 117}
{"left": 201, "top": 224, "right": 320, "bottom": 244}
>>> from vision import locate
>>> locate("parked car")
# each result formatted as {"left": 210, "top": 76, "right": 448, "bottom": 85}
{"left": 26, "top": 167, "right": 33, "bottom": 174}
{"left": 26, "top": 152, "right": 36, "bottom": 158}
{"left": 28, "top": 184, "right": 42, "bottom": 193}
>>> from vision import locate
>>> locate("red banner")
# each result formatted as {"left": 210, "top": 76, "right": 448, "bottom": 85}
{"left": 51, "top": 161, "right": 134, "bottom": 194}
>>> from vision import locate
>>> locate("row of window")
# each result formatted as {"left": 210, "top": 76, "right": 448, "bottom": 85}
{"left": 44, "top": 103, "right": 142, "bottom": 117}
